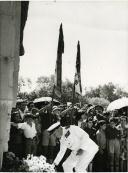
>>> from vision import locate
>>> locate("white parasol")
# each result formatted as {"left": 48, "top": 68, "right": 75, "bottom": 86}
{"left": 33, "top": 96, "right": 60, "bottom": 104}
{"left": 107, "top": 97, "right": 128, "bottom": 111}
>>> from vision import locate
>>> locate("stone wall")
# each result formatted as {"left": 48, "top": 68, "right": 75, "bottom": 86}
{"left": 0, "top": 2, "right": 21, "bottom": 169}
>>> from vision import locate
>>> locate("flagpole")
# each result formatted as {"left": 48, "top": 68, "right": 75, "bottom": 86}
{"left": 50, "top": 85, "right": 55, "bottom": 121}
{"left": 71, "top": 40, "right": 82, "bottom": 124}
{"left": 51, "top": 84, "right": 55, "bottom": 113}
{"left": 71, "top": 82, "right": 75, "bottom": 125}
{"left": 79, "top": 95, "right": 82, "bottom": 108}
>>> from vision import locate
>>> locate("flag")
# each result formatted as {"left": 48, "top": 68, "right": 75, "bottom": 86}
{"left": 74, "top": 41, "right": 82, "bottom": 96}
{"left": 54, "top": 23, "right": 64, "bottom": 98}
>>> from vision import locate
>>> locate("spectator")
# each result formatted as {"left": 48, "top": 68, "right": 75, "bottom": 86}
{"left": 60, "top": 107, "right": 77, "bottom": 126}
{"left": 9, "top": 109, "right": 24, "bottom": 159}
{"left": 94, "top": 120, "right": 107, "bottom": 171}
{"left": 40, "top": 105, "right": 57, "bottom": 163}
{"left": 106, "top": 117, "right": 121, "bottom": 172}
{"left": 28, "top": 101, "right": 35, "bottom": 112}
{"left": 84, "top": 118, "right": 96, "bottom": 142}
{"left": 84, "top": 118, "right": 97, "bottom": 172}
{"left": 32, "top": 108, "right": 42, "bottom": 156}
{"left": 87, "top": 106, "right": 95, "bottom": 118}
{"left": 77, "top": 112, "right": 87, "bottom": 129}
{"left": 52, "top": 107, "right": 62, "bottom": 122}
{"left": 117, "top": 116, "right": 127, "bottom": 171}
{"left": 11, "top": 113, "right": 37, "bottom": 157}
{"left": 16, "top": 101, "right": 28, "bottom": 120}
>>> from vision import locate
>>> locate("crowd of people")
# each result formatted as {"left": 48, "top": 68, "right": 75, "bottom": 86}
{"left": 8, "top": 99, "right": 128, "bottom": 172}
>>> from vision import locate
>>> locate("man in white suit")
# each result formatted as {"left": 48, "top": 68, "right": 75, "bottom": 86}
{"left": 47, "top": 122, "right": 98, "bottom": 172}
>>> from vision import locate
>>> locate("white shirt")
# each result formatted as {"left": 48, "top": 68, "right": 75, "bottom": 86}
{"left": 18, "top": 122, "right": 37, "bottom": 139}
{"left": 54, "top": 125, "right": 98, "bottom": 165}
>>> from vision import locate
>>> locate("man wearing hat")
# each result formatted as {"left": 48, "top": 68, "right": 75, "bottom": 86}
{"left": 47, "top": 122, "right": 98, "bottom": 172}
{"left": 52, "top": 106, "right": 62, "bottom": 121}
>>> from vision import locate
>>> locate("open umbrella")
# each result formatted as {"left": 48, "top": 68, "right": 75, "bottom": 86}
{"left": 107, "top": 97, "right": 128, "bottom": 111}
{"left": 33, "top": 97, "right": 60, "bottom": 110}
{"left": 33, "top": 97, "right": 60, "bottom": 104}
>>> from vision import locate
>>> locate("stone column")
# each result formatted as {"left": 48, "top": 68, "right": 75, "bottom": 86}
{"left": 0, "top": 2, "right": 21, "bottom": 169}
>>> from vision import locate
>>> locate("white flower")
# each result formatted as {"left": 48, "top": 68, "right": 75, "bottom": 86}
{"left": 24, "top": 154, "right": 55, "bottom": 172}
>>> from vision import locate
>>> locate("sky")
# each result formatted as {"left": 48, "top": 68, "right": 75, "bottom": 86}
{"left": 19, "top": 1, "right": 128, "bottom": 93}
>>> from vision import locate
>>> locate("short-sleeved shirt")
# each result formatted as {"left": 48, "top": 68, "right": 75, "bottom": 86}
{"left": 18, "top": 122, "right": 37, "bottom": 139}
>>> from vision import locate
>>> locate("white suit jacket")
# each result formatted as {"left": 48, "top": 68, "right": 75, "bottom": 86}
{"left": 54, "top": 125, "right": 98, "bottom": 165}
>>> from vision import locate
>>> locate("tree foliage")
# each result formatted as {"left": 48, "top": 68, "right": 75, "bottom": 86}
{"left": 61, "top": 79, "right": 73, "bottom": 103}
{"left": 85, "top": 82, "right": 128, "bottom": 102}
{"left": 36, "top": 75, "right": 54, "bottom": 98}
{"left": 86, "top": 97, "right": 110, "bottom": 108}
{"left": 18, "top": 76, "right": 128, "bottom": 106}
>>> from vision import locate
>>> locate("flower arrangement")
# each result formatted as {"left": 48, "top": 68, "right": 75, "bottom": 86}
{"left": 2, "top": 152, "right": 55, "bottom": 172}
{"left": 23, "top": 155, "right": 55, "bottom": 172}
{"left": 2, "top": 152, "right": 29, "bottom": 172}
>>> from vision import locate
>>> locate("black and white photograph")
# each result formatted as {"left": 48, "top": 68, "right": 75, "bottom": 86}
{"left": 0, "top": 0, "right": 128, "bottom": 172}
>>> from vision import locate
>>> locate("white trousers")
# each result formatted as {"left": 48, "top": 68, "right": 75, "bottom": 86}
{"left": 62, "top": 146, "right": 98, "bottom": 172}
